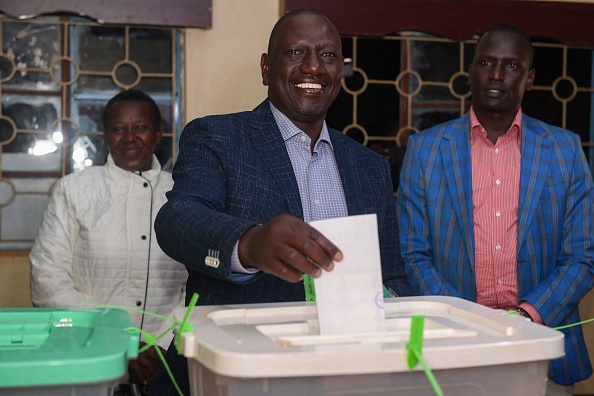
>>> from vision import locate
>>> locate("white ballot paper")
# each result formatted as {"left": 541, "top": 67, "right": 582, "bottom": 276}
{"left": 310, "top": 213, "right": 386, "bottom": 335}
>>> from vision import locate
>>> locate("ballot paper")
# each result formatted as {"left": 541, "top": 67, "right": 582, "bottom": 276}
{"left": 310, "top": 213, "right": 386, "bottom": 335}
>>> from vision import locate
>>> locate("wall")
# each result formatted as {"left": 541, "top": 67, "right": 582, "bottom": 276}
{"left": 0, "top": 252, "right": 31, "bottom": 307}
{"left": 183, "top": 0, "right": 279, "bottom": 121}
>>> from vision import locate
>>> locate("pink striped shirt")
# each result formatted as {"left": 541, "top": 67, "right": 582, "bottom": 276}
{"left": 470, "top": 108, "right": 522, "bottom": 318}
{"left": 470, "top": 108, "right": 541, "bottom": 322}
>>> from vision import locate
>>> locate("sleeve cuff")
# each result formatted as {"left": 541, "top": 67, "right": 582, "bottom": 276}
{"left": 230, "top": 240, "right": 259, "bottom": 274}
{"left": 518, "top": 302, "right": 544, "bottom": 324}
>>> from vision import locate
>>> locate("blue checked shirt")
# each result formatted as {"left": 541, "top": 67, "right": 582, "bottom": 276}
{"left": 270, "top": 103, "right": 348, "bottom": 222}
{"left": 231, "top": 103, "right": 347, "bottom": 273}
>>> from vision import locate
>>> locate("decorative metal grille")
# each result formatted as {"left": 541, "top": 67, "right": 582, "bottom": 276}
{"left": 0, "top": 15, "right": 182, "bottom": 248}
{"left": 0, "top": 23, "right": 592, "bottom": 247}
{"left": 327, "top": 34, "right": 594, "bottom": 191}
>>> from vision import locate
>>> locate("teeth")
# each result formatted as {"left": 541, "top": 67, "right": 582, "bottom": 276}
{"left": 296, "top": 83, "right": 322, "bottom": 89}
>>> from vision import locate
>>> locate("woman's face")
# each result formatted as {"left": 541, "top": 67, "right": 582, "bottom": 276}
{"left": 104, "top": 100, "right": 162, "bottom": 172}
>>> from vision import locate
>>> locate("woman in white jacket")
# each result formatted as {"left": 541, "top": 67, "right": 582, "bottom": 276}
{"left": 30, "top": 90, "right": 187, "bottom": 392}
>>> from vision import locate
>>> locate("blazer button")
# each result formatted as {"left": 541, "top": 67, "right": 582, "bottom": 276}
{"left": 141, "top": 235, "right": 147, "bottom": 240}
{"left": 136, "top": 301, "right": 142, "bottom": 307}
{"left": 143, "top": 182, "right": 148, "bottom": 187}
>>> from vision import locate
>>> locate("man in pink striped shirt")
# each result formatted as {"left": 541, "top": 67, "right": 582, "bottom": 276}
{"left": 397, "top": 25, "right": 593, "bottom": 396}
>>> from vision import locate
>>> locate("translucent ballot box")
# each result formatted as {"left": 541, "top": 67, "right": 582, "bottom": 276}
{"left": 0, "top": 308, "right": 139, "bottom": 395}
{"left": 175, "top": 296, "right": 564, "bottom": 396}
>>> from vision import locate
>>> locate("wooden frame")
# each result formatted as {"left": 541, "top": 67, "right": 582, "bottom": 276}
{"left": 285, "top": 0, "right": 594, "bottom": 46}
{"left": 0, "top": 0, "right": 212, "bottom": 28}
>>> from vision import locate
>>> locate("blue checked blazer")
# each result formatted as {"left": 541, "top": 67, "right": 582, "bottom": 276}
{"left": 155, "top": 100, "right": 411, "bottom": 304}
{"left": 396, "top": 112, "right": 594, "bottom": 385}
{"left": 150, "top": 100, "right": 412, "bottom": 395}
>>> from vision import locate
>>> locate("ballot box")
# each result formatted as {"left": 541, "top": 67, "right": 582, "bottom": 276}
{"left": 0, "top": 308, "right": 139, "bottom": 395}
{"left": 175, "top": 296, "right": 564, "bottom": 396}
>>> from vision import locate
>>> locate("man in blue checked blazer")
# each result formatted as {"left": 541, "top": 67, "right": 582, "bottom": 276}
{"left": 149, "top": 9, "right": 412, "bottom": 396}
{"left": 397, "top": 25, "right": 593, "bottom": 393}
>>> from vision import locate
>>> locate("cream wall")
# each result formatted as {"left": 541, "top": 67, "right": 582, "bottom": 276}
{"left": 0, "top": 253, "right": 31, "bottom": 308}
{"left": 183, "top": 0, "right": 280, "bottom": 122}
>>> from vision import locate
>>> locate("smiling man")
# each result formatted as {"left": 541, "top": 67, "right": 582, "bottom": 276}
{"left": 149, "top": 9, "right": 412, "bottom": 396}
{"left": 396, "top": 25, "right": 593, "bottom": 395}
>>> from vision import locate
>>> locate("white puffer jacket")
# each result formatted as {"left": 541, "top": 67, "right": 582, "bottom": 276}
{"left": 30, "top": 154, "right": 187, "bottom": 348}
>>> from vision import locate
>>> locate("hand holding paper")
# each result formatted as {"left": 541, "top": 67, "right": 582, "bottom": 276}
{"left": 310, "top": 214, "right": 386, "bottom": 335}
{"left": 238, "top": 214, "right": 342, "bottom": 282}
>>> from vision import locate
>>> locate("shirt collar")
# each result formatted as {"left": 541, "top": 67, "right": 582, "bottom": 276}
{"left": 269, "top": 102, "right": 333, "bottom": 148}
{"left": 106, "top": 153, "right": 161, "bottom": 181}
{"left": 470, "top": 106, "right": 522, "bottom": 144}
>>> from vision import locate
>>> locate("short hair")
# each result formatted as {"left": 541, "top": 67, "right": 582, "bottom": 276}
{"left": 267, "top": 9, "right": 336, "bottom": 53}
{"left": 476, "top": 25, "right": 534, "bottom": 68}
{"left": 102, "top": 89, "right": 162, "bottom": 131}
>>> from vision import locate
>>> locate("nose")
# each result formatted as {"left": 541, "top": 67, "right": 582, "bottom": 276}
{"left": 490, "top": 63, "right": 504, "bottom": 81}
{"left": 300, "top": 51, "right": 322, "bottom": 75}
{"left": 122, "top": 127, "right": 136, "bottom": 141}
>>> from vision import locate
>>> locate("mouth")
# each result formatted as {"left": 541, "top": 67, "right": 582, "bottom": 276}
{"left": 119, "top": 147, "right": 143, "bottom": 155}
{"left": 295, "top": 82, "right": 323, "bottom": 90}
{"left": 485, "top": 88, "right": 505, "bottom": 98}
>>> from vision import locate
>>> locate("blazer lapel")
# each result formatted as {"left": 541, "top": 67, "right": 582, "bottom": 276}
{"left": 246, "top": 100, "right": 304, "bottom": 218}
{"left": 517, "top": 117, "right": 552, "bottom": 248}
{"left": 329, "top": 131, "right": 360, "bottom": 215}
{"left": 440, "top": 115, "right": 475, "bottom": 266}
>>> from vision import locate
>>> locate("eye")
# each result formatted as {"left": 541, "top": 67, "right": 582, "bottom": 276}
{"left": 135, "top": 125, "right": 148, "bottom": 131}
{"left": 508, "top": 62, "right": 518, "bottom": 69}
{"left": 288, "top": 49, "right": 302, "bottom": 56}
{"left": 111, "top": 126, "right": 123, "bottom": 133}
{"left": 321, "top": 51, "right": 337, "bottom": 58}
{"left": 480, "top": 60, "right": 491, "bottom": 66}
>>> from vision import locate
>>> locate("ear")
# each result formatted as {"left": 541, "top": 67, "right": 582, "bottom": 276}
{"left": 525, "top": 68, "right": 535, "bottom": 91}
{"left": 260, "top": 53, "right": 270, "bottom": 86}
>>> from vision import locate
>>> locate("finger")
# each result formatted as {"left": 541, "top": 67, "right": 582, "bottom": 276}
{"left": 259, "top": 257, "right": 305, "bottom": 283}
{"left": 284, "top": 252, "right": 322, "bottom": 278}
{"left": 273, "top": 257, "right": 304, "bottom": 282}
{"left": 263, "top": 236, "right": 323, "bottom": 277}
{"left": 287, "top": 226, "right": 342, "bottom": 272}
{"left": 308, "top": 228, "right": 343, "bottom": 262}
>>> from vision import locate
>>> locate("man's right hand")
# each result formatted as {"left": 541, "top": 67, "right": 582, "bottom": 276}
{"left": 237, "top": 214, "right": 342, "bottom": 282}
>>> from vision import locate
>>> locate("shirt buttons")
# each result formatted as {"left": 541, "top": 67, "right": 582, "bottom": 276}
{"left": 141, "top": 235, "right": 147, "bottom": 240}
{"left": 494, "top": 148, "right": 499, "bottom": 154}
{"left": 495, "top": 179, "right": 501, "bottom": 185}
{"left": 300, "top": 135, "right": 307, "bottom": 142}
{"left": 497, "top": 279, "right": 503, "bottom": 285}
{"left": 495, "top": 244, "right": 501, "bottom": 250}
{"left": 495, "top": 211, "right": 501, "bottom": 217}
{"left": 143, "top": 182, "right": 148, "bottom": 188}
{"left": 136, "top": 301, "right": 142, "bottom": 307}
{"left": 314, "top": 199, "right": 320, "bottom": 205}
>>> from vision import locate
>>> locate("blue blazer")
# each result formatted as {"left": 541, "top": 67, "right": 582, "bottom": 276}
{"left": 155, "top": 100, "right": 411, "bottom": 305}
{"left": 151, "top": 100, "right": 412, "bottom": 395}
{"left": 397, "top": 112, "right": 594, "bottom": 384}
